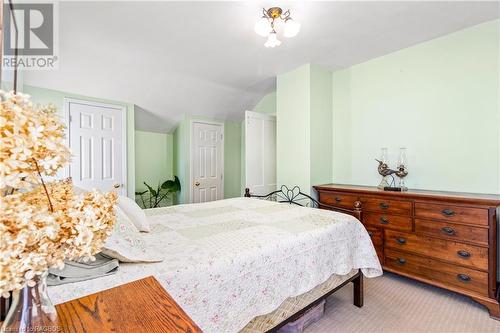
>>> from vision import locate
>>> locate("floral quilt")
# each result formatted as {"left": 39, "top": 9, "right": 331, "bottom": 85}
{"left": 48, "top": 197, "right": 382, "bottom": 333}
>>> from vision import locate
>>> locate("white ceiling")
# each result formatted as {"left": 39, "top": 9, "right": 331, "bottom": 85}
{"left": 23, "top": 1, "right": 499, "bottom": 132}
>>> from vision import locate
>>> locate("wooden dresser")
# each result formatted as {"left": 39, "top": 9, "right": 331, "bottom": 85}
{"left": 314, "top": 184, "right": 500, "bottom": 319}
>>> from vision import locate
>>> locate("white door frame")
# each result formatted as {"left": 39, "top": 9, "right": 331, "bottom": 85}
{"left": 189, "top": 119, "right": 224, "bottom": 203}
{"left": 63, "top": 98, "right": 128, "bottom": 195}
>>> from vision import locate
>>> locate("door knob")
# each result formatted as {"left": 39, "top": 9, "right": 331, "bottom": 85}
{"left": 194, "top": 181, "right": 200, "bottom": 187}
{"left": 113, "top": 184, "right": 121, "bottom": 189}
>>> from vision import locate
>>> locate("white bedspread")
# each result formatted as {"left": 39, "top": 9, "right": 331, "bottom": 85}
{"left": 48, "top": 197, "right": 382, "bottom": 333}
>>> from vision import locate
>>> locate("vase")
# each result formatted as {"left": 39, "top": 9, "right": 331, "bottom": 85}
{"left": 1, "top": 272, "right": 58, "bottom": 333}
{"left": 397, "top": 147, "right": 409, "bottom": 191}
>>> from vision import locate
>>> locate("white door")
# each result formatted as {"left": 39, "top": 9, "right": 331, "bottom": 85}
{"left": 245, "top": 111, "right": 276, "bottom": 195}
{"left": 191, "top": 121, "right": 224, "bottom": 203}
{"left": 67, "top": 99, "right": 126, "bottom": 195}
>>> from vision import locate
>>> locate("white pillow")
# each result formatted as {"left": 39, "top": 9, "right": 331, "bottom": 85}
{"left": 117, "top": 196, "right": 150, "bottom": 232}
{"left": 101, "top": 207, "right": 163, "bottom": 263}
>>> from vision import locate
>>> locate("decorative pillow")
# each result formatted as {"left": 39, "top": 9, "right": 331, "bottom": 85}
{"left": 117, "top": 195, "right": 150, "bottom": 232}
{"left": 101, "top": 207, "right": 163, "bottom": 263}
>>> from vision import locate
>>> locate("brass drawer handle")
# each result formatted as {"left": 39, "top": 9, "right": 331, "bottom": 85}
{"left": 396, "top": 258, "right": 406, "bottom": 265}
{"left": 441, "top": 226, "right": 455, "bottom": 235}
{"left": 380, "top": 202, "right": 390, "bottom": 209}
{"left": 380, "top": 217, "right": 389, "bottom": 225}
{"left": 442, "top": 209, "right": 455, "bottom": 217}
{"left": 396, "top": 237, "right": 406, "bottom": 245}
{"left": 335, "top": 197, "right": 342, "bottom": 203}
{"left": 457, "top": 274, "right": 471, "bottom": 282}
{"left": 457, "top": 250, "right": 471, "bottom": 259}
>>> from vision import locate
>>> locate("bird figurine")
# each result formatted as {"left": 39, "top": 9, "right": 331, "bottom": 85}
{"left": 375, "top": 159, "right": 397, "bottom": 177}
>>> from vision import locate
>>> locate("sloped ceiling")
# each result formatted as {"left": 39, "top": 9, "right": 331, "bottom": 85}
{"left": 23, "top": 1, "right": 499, "bottom": 132}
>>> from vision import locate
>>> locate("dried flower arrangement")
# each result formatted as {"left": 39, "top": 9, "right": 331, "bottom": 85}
{"left": 0, "top": 90, "right": 117, "bottom": 298}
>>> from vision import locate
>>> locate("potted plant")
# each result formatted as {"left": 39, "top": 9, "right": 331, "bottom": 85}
{"left": 135, "top": 176, "right": 181, "bottom": 208}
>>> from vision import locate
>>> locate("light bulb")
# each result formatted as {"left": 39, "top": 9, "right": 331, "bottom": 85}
{"left": 254, "top": 17, "right": 271, "bottom": 37}
{"left": 264, "top": 32, "right": 281, "bottom": 48}
{"left": 283, "top": 19, "right": 301, "bottom": 38}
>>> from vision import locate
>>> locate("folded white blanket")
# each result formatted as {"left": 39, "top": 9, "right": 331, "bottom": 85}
{"left": 47, "top": 253, "right": 119, "bottom": 286}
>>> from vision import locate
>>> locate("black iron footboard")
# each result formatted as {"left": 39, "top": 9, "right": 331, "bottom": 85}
{"left": 244, "top": 185, "right": 362, "bottom": 221}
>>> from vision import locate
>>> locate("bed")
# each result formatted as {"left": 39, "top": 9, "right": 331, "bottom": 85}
{"left": 48, "top": 194, "right": 382, "bottom": 333}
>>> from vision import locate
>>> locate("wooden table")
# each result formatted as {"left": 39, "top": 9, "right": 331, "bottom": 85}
{"left": 56, "top": 276, "right": 201, "bottom": 333}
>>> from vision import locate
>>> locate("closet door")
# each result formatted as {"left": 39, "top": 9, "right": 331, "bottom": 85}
{"left": 245, "top": 111, "right": 276, "bottom": 195}
{"left": 191, "top": 121, "right": 224, "bottom": 203}
{"left": 68, "top": 99, "right": 127, "bottom": 195}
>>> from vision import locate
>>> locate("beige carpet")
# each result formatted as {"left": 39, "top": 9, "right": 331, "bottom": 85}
{"left": 306, "top": 272, "right": 500, "bottom": 333}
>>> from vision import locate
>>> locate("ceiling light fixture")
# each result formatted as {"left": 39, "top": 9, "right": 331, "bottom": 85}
{"left": 254, "top": 7, "right": 301, "bottom": 48}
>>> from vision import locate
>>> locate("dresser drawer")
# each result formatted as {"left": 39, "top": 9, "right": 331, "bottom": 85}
{"left": 385, "top": 230, "right": 488, "bottom": 271}
{"left": 366, "top": 227, "right": 383, "bottom": 247}
{"left": 384, "top": 249, "right": 488, "bottom": 296}
{"left": 319, "top": 192, "right": 358, "bottom": 210}
{"left": 364, "top": 212, "right": 412, "bottom": 231}
{"left": 415, "top": 219, "right": 488, "bottom": 246}
{"left": 415, "top": 202, "right": 488, "bottom": 226}
{"left": 362, "top": 197, "right": 412, "bottom": 216}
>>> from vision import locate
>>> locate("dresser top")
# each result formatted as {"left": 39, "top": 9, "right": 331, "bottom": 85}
{"left": 313, "top": 184, "right": 500, "bottom": 206}
{"left": 55, "top": 276, "right": 201, "bottom": 333}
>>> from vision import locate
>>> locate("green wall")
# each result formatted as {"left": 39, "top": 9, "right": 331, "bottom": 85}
{"left": 277, "top": 64, "right": 311, "bottom": 192}
{"left": 240, "top": 120, "right": 246, "bottom": 195}
{"left": 135, "top": 130, "right": 174, "bottom": 206}
{"left": 276, "top": 64, "right": 333, "bottom": 194}
{"left": 224, "top": 121, "right": 242, "bottom": 198}
{"left": 135, "top": 130, "right": 173, "bottom": 191}
{"left": 23, "top": 85, "right": 136, "bottom": 198}
{"left": 172, "top": 114, "right": 242, "bottom": 203}
{"left": 273, "top": 19, "right": 499, "bottom": 195}
{"left": 173, "top": 114, "right": 190, "bottom": 204}
{"left": 310, "top": 64, "right": 333, "bottom": 187}
{"left": 332, "top": 19, "right": 500, "bottom": 194}
{"left": 253, "top": 91, "right": 276, "bottom": 115}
